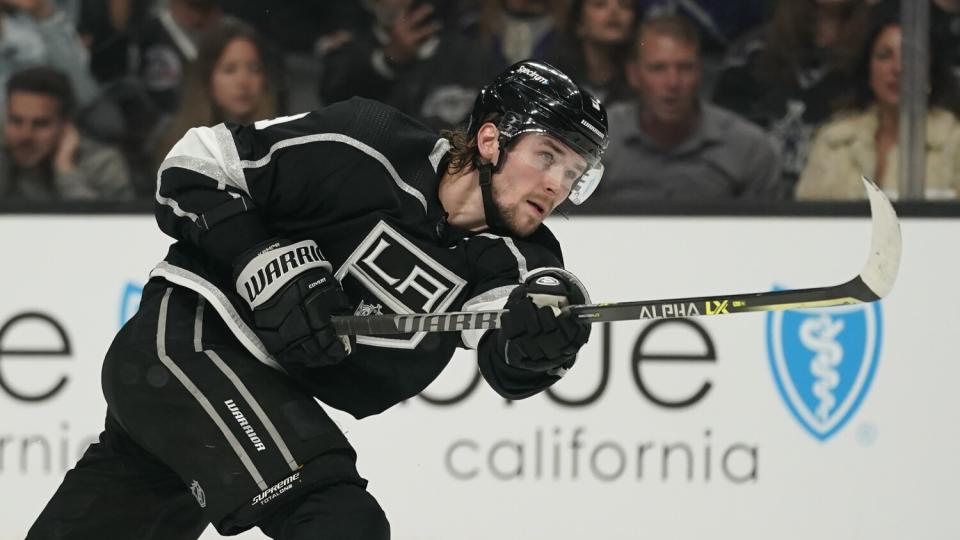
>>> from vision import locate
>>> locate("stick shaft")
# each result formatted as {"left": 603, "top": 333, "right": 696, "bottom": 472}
{"left": 331, "top": 277, "right": 877, "bottom": 336}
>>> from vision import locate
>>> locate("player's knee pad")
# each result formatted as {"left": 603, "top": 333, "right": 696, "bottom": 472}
{"left": 261, "top": 482, "right": 390, "bottom": 540}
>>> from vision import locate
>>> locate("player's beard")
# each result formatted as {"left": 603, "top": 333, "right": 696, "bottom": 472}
{"left": 490, "top": 179, "right": 539, "bottom": 238}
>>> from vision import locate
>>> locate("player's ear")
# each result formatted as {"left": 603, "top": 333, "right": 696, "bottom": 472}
{"left": 476, "top": 122, "right": 501, "bottom": 167}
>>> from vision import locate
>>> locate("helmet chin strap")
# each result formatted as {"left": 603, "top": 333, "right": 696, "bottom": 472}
{"left": 478, "top": 158, "right": 514, "bottom": 236}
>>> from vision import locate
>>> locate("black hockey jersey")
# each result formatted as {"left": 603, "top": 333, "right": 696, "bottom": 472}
{"left": 151, "top": 97, "right": 570, "bottom": 418}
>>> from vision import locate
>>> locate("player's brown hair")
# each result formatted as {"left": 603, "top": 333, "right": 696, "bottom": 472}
{"left": 439, "top": 113, "right": 502, "bottom": 175}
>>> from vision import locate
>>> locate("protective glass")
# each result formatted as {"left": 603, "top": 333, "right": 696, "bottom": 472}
{"left": 501, "top": 125, "right": 605, "bottom": 206}
{"left": 568, "top": 162, "right": 604, "bottom": 205}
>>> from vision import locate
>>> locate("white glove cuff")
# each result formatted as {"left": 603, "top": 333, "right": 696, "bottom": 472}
{"left": 522, "top": 267, "right": 592, "bottom": 304}
{"left": 235, "top": 240, "right": 332, "bottom": 308}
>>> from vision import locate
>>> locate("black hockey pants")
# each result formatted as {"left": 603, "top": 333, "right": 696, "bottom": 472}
{"left": 27, "top": 280, "right": 390, "bottom": 539}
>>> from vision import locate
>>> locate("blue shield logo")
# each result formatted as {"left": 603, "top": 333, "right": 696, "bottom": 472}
{"left": 119, "top": 281, "right": 144, "bottom": 328}
{"left": 765, "top": 294, "right": 882, "bottom": 441}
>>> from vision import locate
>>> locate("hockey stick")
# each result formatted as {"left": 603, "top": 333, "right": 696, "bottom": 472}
{"left": 331, "top": 176, "right": 901, "bottom": 336}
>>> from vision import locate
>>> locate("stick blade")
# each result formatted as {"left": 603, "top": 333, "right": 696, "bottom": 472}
{"left": 859, "top": 175, "right": 902, "bottom": 299}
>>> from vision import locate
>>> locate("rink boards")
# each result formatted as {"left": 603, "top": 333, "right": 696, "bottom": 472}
{"left": 0, "top": 214, "right": 957, "bottom": 540}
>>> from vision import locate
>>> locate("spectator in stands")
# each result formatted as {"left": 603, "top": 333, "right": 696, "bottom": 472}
{"left": 475, "top": 0, "right": 568, "bottom": 69}
{"left": 320, "top": 0, "right": 497, "bottom": 131}
{"left": 134, "top": 0, "right": 227, "bottom": 115}
{"left": 0, "top": 67, "right": 132, "bottom": 200}
{"left": 553, "top": 0, "right": 636, "bottom": 104}
{"left": 221, "top": 1, "right": 367, "bottom": 55}
{"left": 153, "top": 20, "right": 277, "bottom": 170}
{"left": 72, "top": 0, "right": 157, "bottom": 186}
{"left": 638, "top": 0, "right": 769, "bottom": 55}
{"left": 796, "top": 4, "right": 960, "bottom": 200}
{"left": 638, "top": 0, "right": 771, "bottom": 94}
{"left": 0, "top": 0, "right": 99, "bottom": 111}
{"left": 76, "top": 0, "right": 152, "bottom": 84}
{"left": 586, "top": 14, "right": 782, "bottom": 204}
{"left": 712, "top": 0, "right": 870, "bottom": 187}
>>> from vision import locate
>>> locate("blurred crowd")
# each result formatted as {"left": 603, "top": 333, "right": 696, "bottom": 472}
{"left": 2, "top": 0, "right": 959, "bottom": 207}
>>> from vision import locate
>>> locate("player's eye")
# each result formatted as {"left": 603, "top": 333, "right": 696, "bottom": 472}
{"left": 538, "top": 151, "right": 555, "bottom": 167}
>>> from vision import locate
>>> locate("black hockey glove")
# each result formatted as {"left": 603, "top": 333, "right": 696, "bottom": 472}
{"left": 234, "top": 239, "right": 354, "bottom": 370}
{"left": 497, "top": 269, "right": 591, "bottom": 375}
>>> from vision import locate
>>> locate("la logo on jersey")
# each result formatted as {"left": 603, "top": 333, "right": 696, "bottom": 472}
{"left": 337, "top": 221, "right": 466, "bottom": 349}
{"left": 765, "top": 291, "right": 882, "bottom": 442}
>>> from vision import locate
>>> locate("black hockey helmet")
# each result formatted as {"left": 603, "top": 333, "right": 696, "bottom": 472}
{"left": 466, "top": 60, "right": 609, "bottom": 205}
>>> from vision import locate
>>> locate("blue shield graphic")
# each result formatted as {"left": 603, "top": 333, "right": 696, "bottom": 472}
{"left": 765, "top": 294, "right": 882, "bottom": 441}
{"left": 119, "top": 281, "right": 144, "bottom": 328}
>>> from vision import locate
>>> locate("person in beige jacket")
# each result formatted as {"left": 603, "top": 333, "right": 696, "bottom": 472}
{"left": 797, "top": 3, "right": 960, "bottom": 200}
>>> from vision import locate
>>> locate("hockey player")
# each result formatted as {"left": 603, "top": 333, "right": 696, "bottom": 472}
{"left": 27, "top": 60, "right": 608, "bottom": 539}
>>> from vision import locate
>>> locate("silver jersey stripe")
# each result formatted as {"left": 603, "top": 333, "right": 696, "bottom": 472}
{"left": 156, "top": 288, "right": 268, "bottom": 490}
{"left": 238, "top": 133, "right": 428, "bottom": 213}
{"left": 150, "top": 262, "right": 284, "bottom": 372}
{"left": 159, "top": 155, "right": 232, "bottom": 191}
{"left": 155, "top": 155, "right": 228, "bottom": 222}
{"left": 155, "top": 125, "right": 253, "bottom": 221}
{"left": 428, "top": 138, "right": 451, "bottom": 172}
{"left": 213, "top": 123, "right": 247, "bottom": 192}
{"left": 203, "top": 349, "right": 300, "bottom": 472}
{"left": 460, "top": 289, "right": 512, "bottom": 350}
{"left": 193, "top": 296, "right": 205, "bottom": 353}
{"left": 462, "top": 285, "right": 516, "bottom": 311}
{"left": 501, "top": 238, "right": 527, "bottom": 281}
{"left": 154, "top": 156, "right": 201, "bottom": 221}
{"left": 477, "top": 233, "right": 528, "bottom": 282}
{"left": 460, "top": 235, "right": 529, "bottom": 349}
